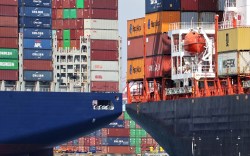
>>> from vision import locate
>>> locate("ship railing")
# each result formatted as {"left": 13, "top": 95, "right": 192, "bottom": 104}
{"left": 169, "top": 22, "right": 215, "bottom": 31}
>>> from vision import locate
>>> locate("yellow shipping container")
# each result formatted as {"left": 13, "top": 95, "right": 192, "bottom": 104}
{"left": 218, "top": 27, "right": 250, "bottom": 52}
{"left": 127, "top": 17, "right": 145, "bottom": 38}
{"left": 145, "top": 11, "right": 180, "bottom": 35}
{"left": 127, "top": 58, "right": 144, "bottom": 80}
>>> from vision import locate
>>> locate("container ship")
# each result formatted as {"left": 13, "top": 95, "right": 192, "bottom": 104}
{"left": 126, "top": 0, "right": 250, "bottom": 156}
{"left": 0, "top": 0, "right": 122, "bottom": 155}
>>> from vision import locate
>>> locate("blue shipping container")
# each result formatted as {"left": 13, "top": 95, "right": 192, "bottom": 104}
{"left": 19, "top": 7, "right": 52, "bottom": 17}
{"left": 102, "top": 138, "right": 130, "bottom": 146}
{"left": 23, "top": 49, "right": 52, "bottom": 60}
{"left": 23, "top": 39, "right": 52, "bottom": 50}
{"left": 105, "top": 120, "right": 125, "bottom": 128}
{"left": 24, "top": 71, "right": 53, "bottom": 81}
{"left": 89, "top": 146, "right": 96, "bottom": 153}
{"left": 145, "top": 0, "right": 180, "bottom": 13}
{"left": 19, "top": 17, "right": 52, "bottom": 29}
{"left": 20, "top": 0, "right": 51, "bottom": 7}
{"left": 21, "top": 28, "right": 52, "bottom": 39}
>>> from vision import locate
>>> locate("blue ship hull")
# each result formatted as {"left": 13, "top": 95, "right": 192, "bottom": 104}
{"left": 0, "top": 91, "right": 122, "bottom": 155}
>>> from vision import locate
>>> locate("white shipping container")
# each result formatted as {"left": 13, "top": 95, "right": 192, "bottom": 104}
{"left": 91, "top": 71, "right": 119, "bottom": 82}
{"left": 237, "top": 0, "right": 250, "bottom": 25}
{"left": 84, "top": 19, "right": 118, "bottom": 30}
{"left": 218, "top": 51, "right": 250, "bottom": 76}
{"left": 91, "top": 61, "right": 119, "bottom": 71}
{"left": 84, "top": 30, "right": 119, "bottom": 40}
{"left": 199, "top": 12, "right": 216, "bottom": 23}
{"left": 181, "top": 12, "right": 199, "bottom": 23}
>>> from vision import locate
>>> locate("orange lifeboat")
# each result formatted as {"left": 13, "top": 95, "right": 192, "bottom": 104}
{"left": 184, "top": 31, "right": 206, "bottom": 54}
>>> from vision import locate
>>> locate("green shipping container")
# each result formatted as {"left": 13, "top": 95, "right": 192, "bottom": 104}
{"left": 63, "top": 9, "right": 70, "bottom": 19}
{"left": 63, "top": 40, "right": 70, "bottom": 49}
{"left": 0, "top": 49, "right": 18, "bottom": 59}
{"left": 0, "top": 59, "right": 18, "bottom": 70}
{"left": 135, "top": 147, "right": 141, "bottom": 154}
{"left": 63, "top": 30, "right": 70, "bottom": 40}
{"left": 135, "top": 129, "right": 142, "bottom": 137}
{"left": 70, "top": 9, "right": 77, "bottom": 18}
{"left": 130, "top": 121, "right": 136, "bottom": 129}
{"left": 124, "top": 112, "right": 131, "bottom": 120}
{"left": 141, "top": 129, "right": 147, "bottom": 137}
{"left": 130, "top": 129, "right": 136, "bottom": 137}
{"left": 76, "top": 0, "right": 84, "bottom": 8}
{"left": 130, "top": 138, "right": 136, "bottom": 146}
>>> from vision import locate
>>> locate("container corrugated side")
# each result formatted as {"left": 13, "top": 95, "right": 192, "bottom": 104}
{"left": 23, "top": 60, "right": 53, "bottom": 70}
{"left": 23, "top": 49, "right": 52, "bottom": 60}
{"left": 0, "top": 16, "right": 18, "bottom": 27}
{"left": 107, "top": 128, "right": 130, "bottom": 137}
{"left": 218, "top": 27, "right": 250, "bottom": 52}
{"left": 198, "top": 0, "right": 218, "bottom": 11}
{"left": 91, "top": 40, "right": 118, "bottom": 51}
{"left": 91, "top": 81, "right": 119, "bottom": 92}
{"left": 107, "top": 146, "right": 135, "bottom": 154}
{"left": 19, "top": 7, "right": 52, "bottom": 17}
{"left": 91, "top": 71, "right": 119, "bottom": 82}
{"left": 84, "top": 19, "right": 118, "bottom": 30}
{"left": 218, "top": 51, "right": 250, "bottom": 76}
{"left": 145, "top": 11, "right": 180, "bottom": 35}
{"left": 0, "top": 70, "right": 18, "bottom": 80}
{"left": 181, "top": 12, "right": 199, "bottom": 23}
{"left": 23, "top": 39, "right": 52, "bottom": 50}
{"left": 91, "top": 61, "right": 119, "bottom": 71}
{"left": 0, "top": 38, "right": 18, "bottom": 48}
{"left": 146, "top": 33, "right": 171, "bottom": 56}
{"left": 180, "top": 0, "right": 198, "bottom": 11}
{"left": 127, "top": 58, "right": 144, "bottom": 80}
{"left": 145, "top": 0, "right": 181, "bottom": 14}
{"left": 21, "top": 0, "right": 51, "bottom": 7}
{"left": 21, "top": 28, "right": 52, "bottom": 39}
{"left": 23, "top": 70, "right": 53, "bottom": 81}
{"left": 91, "top": 50, "right": 118, "bottom": 61}
{"left": 199, "top": 12, "right": 216, "bottom": 22}
{"left": 0, "top": 28, "right": 18, "bottom": 38}
{"left": 0, "top": 0, "right": 18, "bottom": 6}
{"left": 84, "top": 0, "right": 118, "bottom": 9}
{"left": 127, "top": 37, "right": 144, "bottom": 59}
{"left": 0, "top": 49, "right": 18, "bottom": 59}
{"left": 84, "top": 30, "right": 119, "bottom": 40}
{"left": 0, "top": 5, "right": 18, "bottom": 17}
{"left": 127, "top": 17, "right": 145, "bottom": 38}
{"left": 0, "top": 59, "right": 18, "bottom": 70}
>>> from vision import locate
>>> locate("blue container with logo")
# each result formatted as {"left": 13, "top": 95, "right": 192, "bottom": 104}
{"left": 23, "top": 39, "right": 52, "bottom": 50}
{"left": 24, "top": 71, "right": 53, "bottom": 81}
{"left": 145, "top": 0, "right": 180, "bottom": 13}
{"left": 19, "top": 17, "right": 52, "bottom": 29}
{"left": 102, "top": 138, "right": 130, "bottom": 146}
{"left": 20, "top": 28, "right": 52, "bottom": 39}
{"left": 23, "top": 49, "right": 52, "bottom": 60}
{"left": 19, "top": 7, "right": 52, "bottom": 17}
{"left": 20, "top": 0, "right": 51, "bottom": 7}
{"left": 105, "top": 120, "right": 125, "bottom": 128}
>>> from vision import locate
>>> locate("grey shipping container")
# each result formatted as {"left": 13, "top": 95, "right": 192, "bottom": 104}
{"left": 181, "top": 12, "right": 199, "bottom": 23}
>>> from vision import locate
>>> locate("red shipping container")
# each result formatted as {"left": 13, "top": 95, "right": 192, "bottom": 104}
{"left": 91, "top": 40, "right": 118, "bottom": 51}
{"left": 55, "top": 0, "right": 63, "bottom": 8}
{"left": 90, "top": 137, "right": 96, "bottom": 146}
{"left": 76, "top": 19, "right": 84, "bottom": 29}
{"left": 54, "top": 20, "right": 63, "bottom": 29}
{"left": 0, "top": 16, "right": 18, "bottom": 27}
{"left": 0, "top": 0, "right": 18, "bottom": 6}
{"left": 23, "top": 60, "right": 53, "bottom": 71}
{"left": 198, "top": 0, "right": 218, "bottom": 12}
{"left": 70, "top": 29, "right": 77, "bottom": 39}
{"left": 0, "top": 27, "right": 18, "bottom": 38}
{"left": 127, "top": 37, "right": 144, "bottom": 59}
{"left": 69, "top": 19, "right": 76, "bottom": 29}
{"left": 145, "top": 55, "right": 171, "bottom": 78}
{"left": 125, "top": 120, "right": 130, "bottom": 128}
{"left": 180, "top": 0, "right": 198, "bottom": 11}
{"left": 85, "top": 0, "right": 118, "bottom": 9}
{"left": 52, "top": 0, "right": 57, "bottom": 8}
{"left": 80, "top": 9, "right": 118, "bottom": 20}
{"left": 77, "top": 9, "right": 84, "bottom": 18}
{"left": 142, "top": 138, "right": 147, "bottom": 144}
{"left": 91, "top": 50, "right": 118, "bottom": 61}
{"left": 70, "top": 40, "right": 80, "bottom": 49}
{"left": 76, "top": 29, "right": 84, "bottom": 39}
{"left": 0, "top": 70, "right": 18, "bottom": 81}
{"left": 84, "top": 137, "right": 90, "bottom": 146}
{"left": 52, "top": 9, "right": 56, "bottom": 19}
{"left": 83, "top": 146, "right": 89, "bottom": 152}
{"left": 146, "top": 138, "right": 153, "bottom": 144}
{"left": 56, "top": 30, "right": 63, "bottom": 39}
{"left": 57, "top": 39, "right": 63, "bottom": 48}
{"left": 117, "top": 113, "right": 124, "bottom": 120}
{"left": 0, "top": 5, "right": 18, "bottom": 17}
{"left": 101, "top": 146, "right": 107, "bottom": 153}
{"left": 107, "top": 146, "right": 135, "bottom": 154}
{"left": 63, "top": 0, "right": 70, "bottom": 8}
{"left": 91, "top": 81, "right": 119, "bottom": 92}
{"left": 62, "top": 20, "right": 70, "bottom": 29}
{"left": 69, "top": 0, "right": 76, "bottom": 8}
{"left": 95, "top": 138, "right": 102, "bottom": 145}
{"left": 146, "top": 33, "right": 171, "bottom": 56}
{"left": 0, "top": 38, "right": 18, "bottom": 48}
{"left": 56, "top": 9, "right": 63, "bottom": 19}
{"left": 107, "top": 128, "right": 130, "bottom": 137}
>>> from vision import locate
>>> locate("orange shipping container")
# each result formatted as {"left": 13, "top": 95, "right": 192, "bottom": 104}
{"left": 145, "top": 55, "right": 171, "bottom": 78}
{"left": 127, "top": 17, "right": 145, "bottom": 38}
{"left": 127, "top": 58, "right": 144, "bottom": 81}
{"left": 145, "top": 11, "right": 180, "bottom": 35}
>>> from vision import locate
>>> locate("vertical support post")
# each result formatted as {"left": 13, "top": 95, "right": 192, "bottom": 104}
{"left": 204, "top": 79, "right": 211, "bottom": 97}
{"left": 194, "top": 79, "right": 201, "bottom": 98}
{"left": 215, "top": 15, "right": 219, "bottom": 79}
{"left": 162, "top": 78, "right": 167, "bottom": 100}
{"left": 237, "top": 76, "right": 244, "bottom": 94}
{"left": 227, "top": 77, "right": 234, "bottom": 95}
{"left": 154, "top": 79, "right": 160, "bottom": 101}
{"left": 127, "top": 82, "right": 132, "bottom": 104}
{"left": 216, "top": 78, "right": 223, "bottom": 96}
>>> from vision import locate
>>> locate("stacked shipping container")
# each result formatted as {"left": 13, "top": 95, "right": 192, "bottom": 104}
{"left": 0, "top": 0, "right": 19, "bottom": 80}
{"left": 55, "top": 111, "right": 162, "bottom": 154}
{"left": 19, "top": 0, "right": 53, "bottom": 81}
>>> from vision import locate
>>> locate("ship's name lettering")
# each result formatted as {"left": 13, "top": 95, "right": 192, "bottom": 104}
{"left": 0, "top": 62, "right": 14, "bottom": 67}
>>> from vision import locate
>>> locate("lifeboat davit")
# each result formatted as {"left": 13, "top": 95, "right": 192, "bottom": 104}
{"left": 184, "top": 31, "right": 206, "bottom": 54}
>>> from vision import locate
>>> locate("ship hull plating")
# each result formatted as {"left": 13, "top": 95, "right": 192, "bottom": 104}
{"left": 0, "top": 91, "right": 122, "bottom": 155}
{"left": 126, "top": 94, "right": 250, "bottom": 156}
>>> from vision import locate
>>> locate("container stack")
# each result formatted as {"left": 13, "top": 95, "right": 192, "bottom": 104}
{"left": 55, "top": 112, "right": 162, "bottom": 154}
{"left": 0, "top": 0, "right": 19, "bottom": 80}
{"left": 83, "top": 0, "right": 120, "bottom": 93}
{"left": 19, "top": 0, "right": 53, "bottom": 82}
